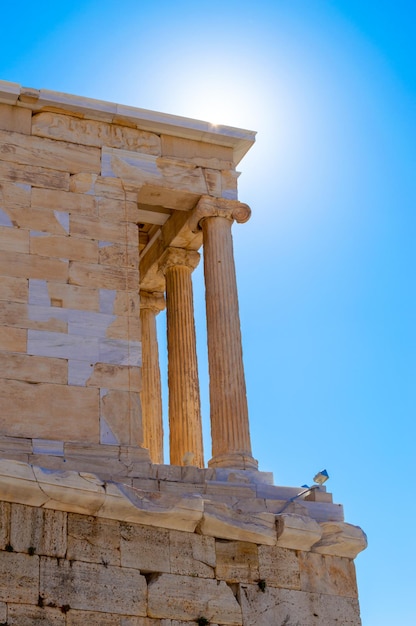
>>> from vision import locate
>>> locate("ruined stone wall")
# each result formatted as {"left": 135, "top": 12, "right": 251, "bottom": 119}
{"left": 0, "top": 101, "right": 147, "bottom": 447}
{"left": 0, "top": 500, "right": 361, "bottom": 626}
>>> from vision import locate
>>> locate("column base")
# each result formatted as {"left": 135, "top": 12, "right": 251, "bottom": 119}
{"left": 208, "top": 452, "right": 258, "bottom": 470}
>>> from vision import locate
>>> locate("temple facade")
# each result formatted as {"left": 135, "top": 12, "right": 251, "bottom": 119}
{"left": 0, "top": 80, "right": 366, "bottom": 625}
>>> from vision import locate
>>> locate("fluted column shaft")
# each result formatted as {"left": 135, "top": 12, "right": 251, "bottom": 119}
{"left": 140, "top": 291, "right": 165, "bottom": 464}
{"left": 192, "top": 197, "right": 258, "bottom": 470}
{"left": 160, "top": 248, "right": 204, "bottom": 468}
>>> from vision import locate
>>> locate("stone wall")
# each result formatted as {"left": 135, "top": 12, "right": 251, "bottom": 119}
{"left": 0, "top": 99, "right": 146, "bottom": 448}
{"left": 0, "top": 499, "right": 361, "bottom": 626}
{"left": 0, "top": 457, "right": 366, "bottom": 625}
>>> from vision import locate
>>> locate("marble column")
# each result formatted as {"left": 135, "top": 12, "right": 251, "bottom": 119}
{"left": 191, "top": 196, "right": 258, "bottom": 470}
{"left": 140, "top": 290, "right": 165, "bottom": 464}
{"left": 159, "top": 247, "right": 204, "bottom": 468}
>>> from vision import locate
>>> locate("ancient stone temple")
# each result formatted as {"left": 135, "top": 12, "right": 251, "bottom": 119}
{"left": 0, "top": 79, "right": 366, "bottom": 625}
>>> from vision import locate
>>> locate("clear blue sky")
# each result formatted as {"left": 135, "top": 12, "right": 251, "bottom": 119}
{"left": 1, "top": 1, "right": 415, "bottom": 624}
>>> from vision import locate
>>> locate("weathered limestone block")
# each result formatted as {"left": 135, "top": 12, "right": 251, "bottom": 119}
{"left": 123, "top": 618, "right": 167, "bottom": 626}
{"left": 312, "top": 521, "right": 368, "bottom": 558}
{"left": 100, "top": 388, "right": 142, "bottom": 445}
{"left": 0, "top": 379, "right": 99, "bottom": 441}
{"left": 105, "top": 314, "right": 141, "bottom": 341}
{"left": 98, "top": 196, "right": 140, "bottom": 223}
{"left": 137, "top": 179, "right": 199, "bottom": 212}
{"left": 32, "top": 439, "right": 64, "bottom": 456}
{"left": 45, "top": 282, "right": 99, "bottom": 311}
{"left": 0, "top": 602, "right": 6, "bottom": 622}
{"left": 221, "top": 169, "right": 239, "bottom": 199}
{"left": 0, "top": 276, "right": 28, "bottom": 303}
{"left": 275, "top": 513, "right": 322, "bottom": 550}
{"left": 63, "top": 442, "right": 121, "bottom": 461}
{"left": 131, "top": 478, "right": 159, "bottom": 492}
{"left": 27, "top": 329, "right": 98, "bottom": 363}
{"left": 98, "top": 482, "right": 203, "bottom": 532}
{"left": 0, "top": 552, "right": 39, "bottom": 603}
{"left": 155, "top": 465, "right": 182, "bottom": 482}
{"left": 0, "top": 225, "right": 29, "bottom": 252}
{"left": 257, "top": 545, "right": 300, "bottom": 590}
{"left": 69, "top": 261, "right": 139, "bottom": 291}
{"left": 0, "top": 206, "right": 70, "bottom": 235}
{"left": 32, "top": 188, "right": 98, "bottom": 217}
{"left": 0, "top": 326, "right": 27, "bottom": 352}
{"left": 0, "top": 103, "right": 31, "bottom": 133}
{"left": 0, "top": 438, "right": 31, "bottom": 466}
{"left": 161, "top": 135, "right": 234, "bottom": 170}
{"left": 257, "top": 483, "right": 307, "bottom": 500}
{"left": 169, "top": 622, "right": 210, "bottom": 626}
{"left": 87, "top": 364, "right": 141, "bottom": 392}
{"left": 169, "top": 530, "right": 216, "bottom": 578}
{"left": 0, "top": 460, "right": 49, "bottom": 508}
{"left": 67, "top": 514, "right": 121, "bottom": 565}
{"left": 33, "top": 88, "right": 116, "bottom": 118}
{"left": 239, "top": 585, "right": 361, "bottom": 626}
{"left": 203, "top": 168, "right": 221, "bottom": 196}
{"left": 58, "top": 444, "right": 137, "bottom": 479}
{"left": 301, "top": 500, "right": 345, "bottom": 522}
{"left": 31, "top": 467, "right": 105, "bottom": 514}
{"left": 0, "top": 180, "right": 31, "bottom": 207}
{"left": 67, "top": 611, "right": 118, "bottom": 626}
{"left": 215, "top": 540, "right": 259, "bottom": 583}
{"left": 30, "top": 233, "right": 99, "bottom": 263}
{"left": 204, "top": 483, "right": 257, "bottom": 499}
{"left": 10, "top": 504, "right": 67, "bottom": 557}
{"left": 65, "top": 309, "right": 121, "bottom": 341}
{"left": 94, "top": 176, "right": 126, "bottom": 199}
{"left": 69, "top": 614, "right": 166, "bottom": 626}
{"left": 113, "top": 290, "right": 141, "bottom": 316}
{"left": 299, "top": 552, "right": 358, "bottom": 598}
{"left": 200, "top": 501, "right": 276, "bottom": 545}
{"left": 0, "top": 160, "right": 70, "bottom": 190}
{"left": 181, "top": 465, "right": 214, "bottom": 484}
{"left": 0, "top": 501, "right": 10, "bottom": 549}
{"left": 0, "top": 302, "right": 66, "bottom": 333}
{"left": 158, "top": 480, "right": 205, "bottom": 496}
{"left": 69, "top": 172, "right": 98, "bottom": 194}
{"left": 119, "top": 445, "right": 152, "bottom": 468}
{"left": 102, "top": 148, "right": 208, "bottom": 197}
{"left": 0, "top": 250, "right": 68, "bottom": 281}
{"left": 0, "top": 128, "right": 101, "bottom": 173}
{"left": 303, "top": 486, "right": 333, "bottom": 503}
{"left": 32, "top": 112, "right": 161, "bottom": 153}
{"left": 120, "top": 523, "right": 170, "bottom": 572}
{"left": 99, "top": 242, "right": 139, "bottom": 269}
{"left": 148, "top": 573, "right": 242, "bottom": 624}
{"left": 29, "top": 453, "right": 127, "bottom": 480}
{"left": 0, "top": 354, "right": 68, "bottom": 382}
{"left": 40, "top": 557, "right": 147, "bottom": 616}
{"left": 70, "top": 215, "right": 138, "bottom": 247}
{"left": 168, "top": 623, "right": 219, "bottom": 626}
{"left": 7, "top": 604, "right": 65, "bottom": 625}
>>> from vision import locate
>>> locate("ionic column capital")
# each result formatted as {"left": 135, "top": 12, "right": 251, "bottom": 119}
{"left": 159, "top": 247, "right": 200, "bottom": 274}
{"left": 140, "top": 290, "right": 165, "bottom": 314}
{"left": 190, "top": 196, "right": 251, "bottom": 233}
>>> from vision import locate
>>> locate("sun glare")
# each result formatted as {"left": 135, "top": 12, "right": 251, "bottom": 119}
{"left": 186, "top": 91, "right": 248, "bottom": 128}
